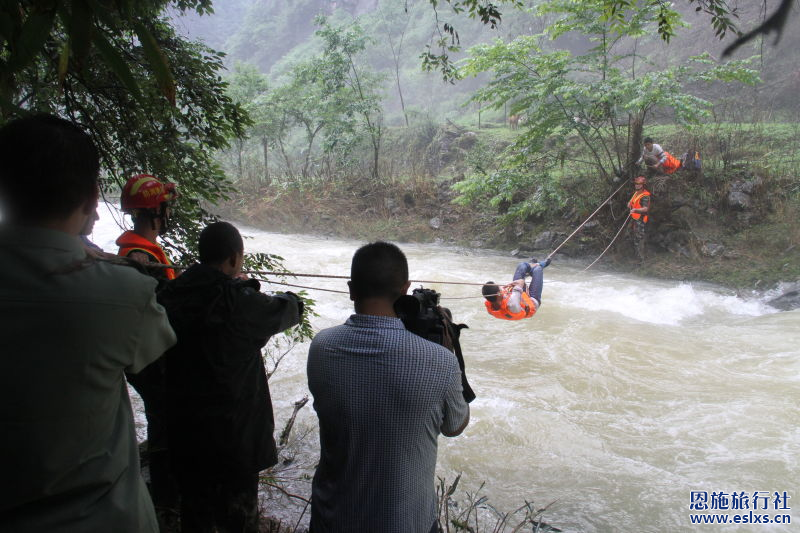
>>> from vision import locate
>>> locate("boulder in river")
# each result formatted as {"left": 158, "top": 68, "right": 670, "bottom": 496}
{"left": 767, "top": 282, "right": 800, "bottom": 311}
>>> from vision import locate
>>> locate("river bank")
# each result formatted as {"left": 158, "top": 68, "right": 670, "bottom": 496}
{"left": 218, "top": 170, "right": 800, "bottom": 305}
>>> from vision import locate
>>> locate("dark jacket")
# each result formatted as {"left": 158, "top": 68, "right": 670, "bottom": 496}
{"left": 157, "top": 264, "right": 302, "bottom": 478}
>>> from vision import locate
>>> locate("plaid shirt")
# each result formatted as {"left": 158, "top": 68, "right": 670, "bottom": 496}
{"left": 307, "top": 314, "right": 468, "bottom": 533}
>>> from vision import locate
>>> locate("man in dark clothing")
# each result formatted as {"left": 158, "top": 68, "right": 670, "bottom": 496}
{"left": 157, "top": 222, "right": 303, "bottom": 533}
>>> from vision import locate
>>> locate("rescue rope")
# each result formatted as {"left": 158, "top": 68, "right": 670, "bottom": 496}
{"left": 544, "top": 180, "right": 628, "bottom": 261}
{"left": 93, "top": 257, "right": 510, "bottom": 287}
{"left": 583, "top": 214, "right": 631, "bottom": 271}
{"left": 255, "top": 278, "right": 494, "bottom": 299}
{"left": 253, "top": 278, "right": 350, "bottom": 295}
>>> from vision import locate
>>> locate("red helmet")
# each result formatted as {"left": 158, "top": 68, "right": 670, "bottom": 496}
{"left": 121, "top": 174, "right": 177, "bottom": 211}
{"left": 633, "top": 175, "right": 647, "bottom": 184}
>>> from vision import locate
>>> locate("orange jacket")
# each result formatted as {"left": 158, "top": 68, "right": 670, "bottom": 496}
{"left": 662, "top": 152, "right": 680, "bottom": 174}
{"left": 484, "top": 287, "right": 537, "bottom": 320}
{"left": 116, "top": 230, "right": 176, "bottom": 280}
{"left": 629, "top": 190, "right": 651, "bottom": 223}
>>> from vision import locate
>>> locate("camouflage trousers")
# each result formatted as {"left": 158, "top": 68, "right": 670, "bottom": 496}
{"left": 630, "top": 219, "right": 647, "bottom": 262}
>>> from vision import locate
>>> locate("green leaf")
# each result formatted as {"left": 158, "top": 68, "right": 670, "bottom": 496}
{"left": 67, "top": 0, "right": 93, "bottom": 71}
{"left": 133, "top": 21, "right": 176, "bottom": 105}
{"left": 93, "top": 32, "right": 144, "bottom": 102}
{"left": 7, "top": 7, "right": 57, "bottom": 72}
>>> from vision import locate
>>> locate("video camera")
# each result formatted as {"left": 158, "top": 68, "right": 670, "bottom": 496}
{"left": 395, "top": 287, "right": 475, "bottom": 403}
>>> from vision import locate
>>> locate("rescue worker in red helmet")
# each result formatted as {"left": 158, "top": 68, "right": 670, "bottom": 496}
{"left": 116, "top": 173, "right": 180, "bottom": 530}
{"left": 482, "top": 258, "right": 551, "bottom": 320}
{"left": 116, "top": 174, "right": 177, "bottom": 280}
{"left": 628, "top": 175, "right": 651, "bottom": 265}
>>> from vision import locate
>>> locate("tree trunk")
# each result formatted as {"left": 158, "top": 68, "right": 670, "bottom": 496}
{"left": 626, "top": 112, "right": 645, "bottom": 179}
{"left": 262, "top": 137, "right": 270, "bottom": 187}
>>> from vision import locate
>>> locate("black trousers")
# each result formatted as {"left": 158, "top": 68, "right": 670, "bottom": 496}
{"left": 177, "top": 472, "right": 260, "bottom": 533}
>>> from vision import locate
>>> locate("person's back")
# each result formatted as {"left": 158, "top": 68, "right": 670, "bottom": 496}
{"left": 158, "top": 221, "right": 303, "bottom": 533}
{"left": 309, "top": 319, "right": 465, "bottom": 532}
{"left": 0, "top": 234, "right": 174, "bottom": 532}
{"left": 307, "top": 241, "right": 469, "bottom": 533}
{"left": 0, "top": 114, "right": 176, "bottom": 532}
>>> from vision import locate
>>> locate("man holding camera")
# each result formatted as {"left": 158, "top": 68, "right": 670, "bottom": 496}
{"left": 307, "top": 241, "right": 470, "bottom": 533}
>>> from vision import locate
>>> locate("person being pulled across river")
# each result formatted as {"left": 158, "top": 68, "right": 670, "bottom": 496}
{"left": 116, "top": 173, "right": 181, "bottom": 530}
{"left": 158, "top": 221, "right": 303, "bottom": 533}
{"left": 0, "top": 114, "right": 176, "bottom": 532}
{"left": 482, "top": 258, "right": 550, "bottom": 320}
{"left": 628, "top": 175, "right": 651, "bottom": 265}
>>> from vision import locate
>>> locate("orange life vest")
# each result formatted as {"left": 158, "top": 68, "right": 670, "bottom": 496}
{"left": 662, "top": 151, "right": 680, "bottom": 174}
{"left": 629, "top": 190, "right": 651, "bottom": 223}
{"left": 484, "top": 287, "right": 537, "bottom": 320}
{"left": 116, "top": 230, "right": 176, "bottom": 280}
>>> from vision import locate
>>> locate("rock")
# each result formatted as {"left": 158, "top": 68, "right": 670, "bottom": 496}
{"left": 455, "top": 132, "right": 478, "bottom": 149}
{"left": 470, "top": 240, "right": 484, "bottom": 248}
{"left": 701, "top": 242, "right": 726, "bottom": 257}
{"left": 671, "top": 205, "right": 697, "bottom": 229}
{"left": 727, "top": 190, "right": 752, "bottom": 210}
{"left": 668, "top": 242, "right": 693, "bottom": 258}
{"left": 429, "top": 217, "right": 442, "bottom": 230}
{"left": 384, "top": 197, "right": 396, "bottom": 210}
{"left": 768, "top": 284, "right": 800, "bottom": 311}
{"left": 533, "top": 231, "right": 556, "bottom": 250}
{"left": 510, "top": 248, "right": 521, "bottom": 257}
{"left": 583, "top": 220, "right": 599, "bottom": 230}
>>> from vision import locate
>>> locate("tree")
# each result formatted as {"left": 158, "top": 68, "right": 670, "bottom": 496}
{"left": 455, "top": 0, "right": 759, "bottom": 222}
{"left": 315, "top": 18, "right": 385, "bottom": 181}
{"left": 0, "top": 1, "right": 247, "bottom": 261}
{"left": 423, "top": 0, "right": 795, "bottom": 82}
{"left": 227, "top": 62, "right": 270, "bottom": 189}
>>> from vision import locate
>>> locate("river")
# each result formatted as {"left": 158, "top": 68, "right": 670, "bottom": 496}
{"left": 92, "top": 204, "right": 799, "bottom": 532}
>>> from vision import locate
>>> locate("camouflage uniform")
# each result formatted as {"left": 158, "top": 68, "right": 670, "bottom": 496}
{"left": 630, "top": 193, "right": 650, "bottom": 263}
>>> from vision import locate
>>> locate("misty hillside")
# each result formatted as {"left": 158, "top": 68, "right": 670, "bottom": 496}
{"left": 173, "top": 0, "right": 799, "bottom": 124}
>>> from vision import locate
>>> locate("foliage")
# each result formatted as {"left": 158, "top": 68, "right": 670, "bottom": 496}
{"left": 0, "top": 1, "right": 250, "bottom": 263}
{"left": 0, "top": 2, "right": 315, "bottom": 352}
{"left": 436, "top": 475, "right": 561, "bottom": 532}
{"left": 225, "top": 18, "right": 384, "bottom": 185}
{"left": 454, "top": 0, "right": 760, "bottom": 224}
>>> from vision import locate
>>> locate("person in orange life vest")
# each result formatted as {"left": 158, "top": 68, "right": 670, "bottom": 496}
{"left": 482, "top": 258, "right": 551, "bottom": 320}
{"left": 116, "top": 174, "right": 177, "bottom": 282}
{"left": 116, "top": 173, "right": 180, "bottom": 530}
{"left": 628, "top": 175, "right": 651, "bottom": 264}
{"left": 637, "top": 137, "right": 680, "bottom": 175}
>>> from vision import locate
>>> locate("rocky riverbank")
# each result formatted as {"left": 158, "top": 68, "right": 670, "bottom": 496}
{"left": 218, "top": 122, "right": 800, "bottom": 309}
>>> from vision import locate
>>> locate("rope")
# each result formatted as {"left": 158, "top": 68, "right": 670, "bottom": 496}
{"left": 254, "top": 278, "right": 350, "bottom": 295}
{"left": 583, "top": 214, "right": 631, "bottom": 271}
{"left": 545, "top": 181, "right": 628, "bottom": 260}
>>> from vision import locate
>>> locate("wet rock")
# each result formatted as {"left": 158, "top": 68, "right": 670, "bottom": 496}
{"left": 583, "top": 220, "right": 600, "bottom": 231}
{"left": 455, "top": 132, "right": 478, "bottom": 150}
{"left": 510, "top": 248, "right": 521, "bottom": 257}
{"left": 533, "top": 231, "right": 556, "bottom": 250}
{"left": 470, "top": 240, "right": 484, "bottom": 248}
{"left": 668, "top": 242, "right": 693, "bottom": 258}
{"left": 701, "top": 242, "right": 726, "bottom": 257}
{"left": 768, "top": 283, "right": 800, "bottom": 311}
{"left": 429, "top": 217, "right": 442, "bottom": 230}
{"left": 727, "top": 190, "right": 752, "bottom": 210}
